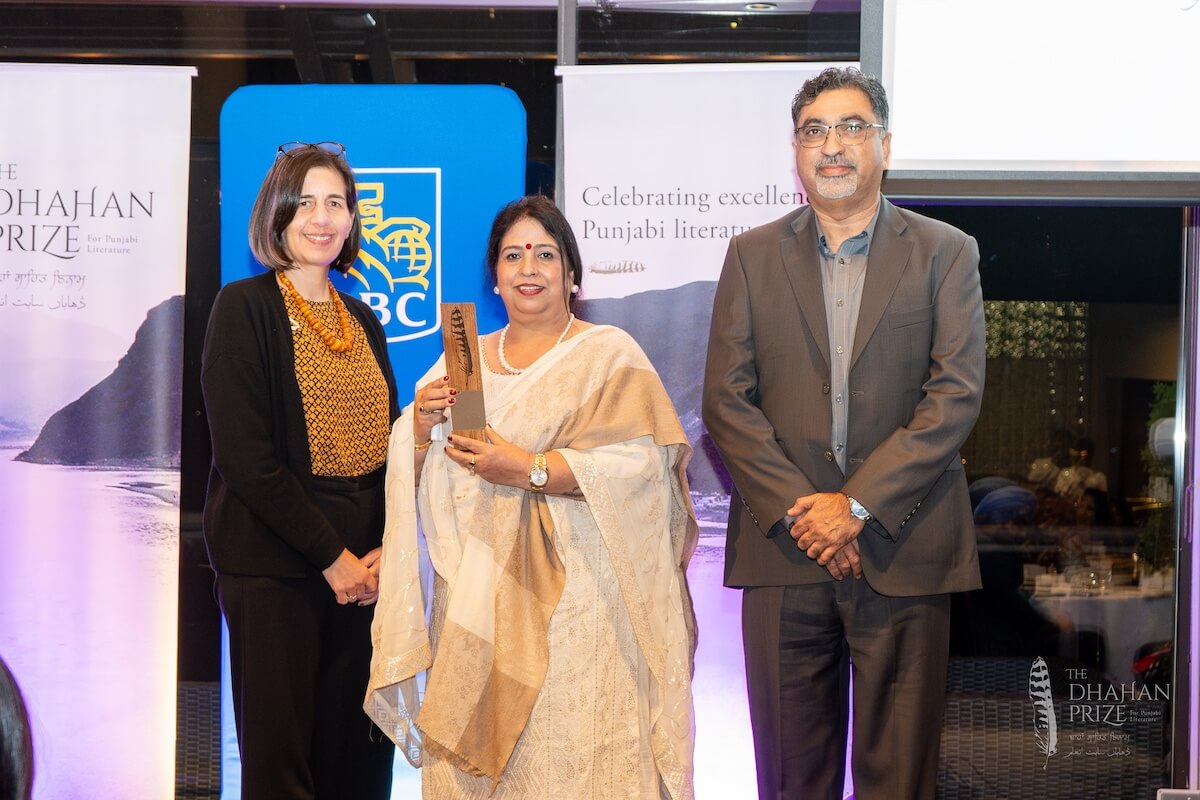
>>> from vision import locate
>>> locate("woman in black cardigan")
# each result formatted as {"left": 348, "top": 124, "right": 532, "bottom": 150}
{"left": 201, "top": 142, "right": 398, "bottom": 799}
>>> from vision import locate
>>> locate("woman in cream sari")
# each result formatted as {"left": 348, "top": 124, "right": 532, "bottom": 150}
{"left": 366, "top": 196, "right": 697, "bottom": 799}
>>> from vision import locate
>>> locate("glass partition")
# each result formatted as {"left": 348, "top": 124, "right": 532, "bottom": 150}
{"left": 921, "top": 203, "right": 1182, "bottom": 799}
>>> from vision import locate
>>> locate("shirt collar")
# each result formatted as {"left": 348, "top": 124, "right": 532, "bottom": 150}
{"left": 817, "top": 199, "right": 883, "bottom": 260}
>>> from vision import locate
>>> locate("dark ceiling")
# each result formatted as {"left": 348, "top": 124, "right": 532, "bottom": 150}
{"left": 0, "top": 2, "right": 859, "bottom": 145}
{"left": 0, "top": 3, "right": 860, "bottom": 67}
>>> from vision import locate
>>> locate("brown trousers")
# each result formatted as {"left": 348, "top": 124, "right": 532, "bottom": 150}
{"left": 742, "top": 580, "right": 951, "bottom": 800}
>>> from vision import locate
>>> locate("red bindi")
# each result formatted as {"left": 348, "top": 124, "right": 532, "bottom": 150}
{"left": 525, "top": 243, "right": 533, "bottom": 249}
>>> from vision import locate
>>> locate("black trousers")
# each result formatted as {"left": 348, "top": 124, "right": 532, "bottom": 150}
{"left": 217, "top": 473, "right": 394, "bottom": 800}
{"left": 742, "top": 579, "right": 951, "bottom": 800}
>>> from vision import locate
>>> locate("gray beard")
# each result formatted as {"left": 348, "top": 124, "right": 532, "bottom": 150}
{"left": 814, "top": 172, "right": 858, "bottom": 200}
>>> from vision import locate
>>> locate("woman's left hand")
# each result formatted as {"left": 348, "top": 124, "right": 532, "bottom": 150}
{"left": 445, "top": 426, "right": 531, "bottom": 488}
{"left": 356, "top": 547, "right": 383, "bottom": 606}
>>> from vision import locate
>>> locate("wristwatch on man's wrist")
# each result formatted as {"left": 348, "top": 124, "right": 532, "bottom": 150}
{"left": 846, "top": 495, "right": 872, "bottom": 522}
{"left": 529, "top": 452, "right": 549, "bottom": 492}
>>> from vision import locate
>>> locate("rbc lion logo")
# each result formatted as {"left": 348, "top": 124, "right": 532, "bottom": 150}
{"left": 349, "top": 168, "right": 441, "bottom": 342}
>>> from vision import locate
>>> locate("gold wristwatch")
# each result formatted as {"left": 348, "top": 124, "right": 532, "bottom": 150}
{"left": 529, "top": 452, "right": 549, "bottom": 492}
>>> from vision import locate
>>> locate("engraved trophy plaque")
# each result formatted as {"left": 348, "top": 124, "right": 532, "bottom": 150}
{"left": 441, "top": 302, "right": 487, "bottom": 441}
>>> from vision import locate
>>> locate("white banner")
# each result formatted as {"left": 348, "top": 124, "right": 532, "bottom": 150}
{"left": 560, "top": 61, "right": 855, "bottom": 798}
{"left": 0, "top": 62, "right": 194, "bottom": 800}
{"left": 560, "top": 62, "right": 851, "bottom": 300}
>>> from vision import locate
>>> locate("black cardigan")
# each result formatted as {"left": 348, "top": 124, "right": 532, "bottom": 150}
{"left": 201, "top": 271, "right": 400, "bottom": 578}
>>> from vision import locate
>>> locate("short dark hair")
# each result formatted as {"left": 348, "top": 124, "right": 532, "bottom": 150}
{"left": 791, "top": 67, "right": 890, "bottom": 130}
{"left": 485, "top": 195, "right": 583, "bottom": 310}
{"left": 248, "top": 146, "right": 361, "bottom": 275}
{"left": 0, "top": 657, "right": 33, "bottom": 800}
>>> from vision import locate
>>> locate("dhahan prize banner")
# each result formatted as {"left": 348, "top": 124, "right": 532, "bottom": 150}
{"left": 0, "top": 63, "right": 194, "bottom": 799}
{"left": 559, "top": 61, "right": 854, "bottom": 799}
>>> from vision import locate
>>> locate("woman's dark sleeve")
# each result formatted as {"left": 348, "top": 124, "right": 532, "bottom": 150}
{"left": 200, "top": 286, "right": 345, "bottom": 571}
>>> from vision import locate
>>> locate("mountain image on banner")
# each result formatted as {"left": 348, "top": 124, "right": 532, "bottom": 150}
{"left": 16, "top": 296, "right": 183, "bottom": 468}
{"left": 580, "top": 280, "right": 729, "bottom": 496}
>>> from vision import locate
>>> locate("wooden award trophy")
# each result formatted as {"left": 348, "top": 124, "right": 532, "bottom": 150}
{"left": 440, "top": 303, "right": 487, "bottom": 441}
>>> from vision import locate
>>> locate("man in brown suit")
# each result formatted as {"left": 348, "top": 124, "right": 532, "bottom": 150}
{"left": 702, "top": 67, "right": 985, "bottom": 799}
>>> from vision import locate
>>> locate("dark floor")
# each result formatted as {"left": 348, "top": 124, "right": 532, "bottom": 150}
{"left": 176, "top": 682, "right": 220, "bottom": 799}
{"left": 176, "top": 657, "right": 1171, "bottom": 799}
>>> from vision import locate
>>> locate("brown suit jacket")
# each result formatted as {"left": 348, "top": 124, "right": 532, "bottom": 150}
{"left": 702, "top": 198, "right": 984, "bottom": 596}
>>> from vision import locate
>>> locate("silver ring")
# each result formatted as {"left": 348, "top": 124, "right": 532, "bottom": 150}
{"left": 468, "top": 457, "right": 477, "bottom": 476}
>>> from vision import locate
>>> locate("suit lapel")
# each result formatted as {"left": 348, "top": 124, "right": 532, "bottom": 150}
{"left": 851, "top": 199, "right": 911, "bottom": 368}
{"left": 780, "top": 208, "right": 830, "bottom": 368}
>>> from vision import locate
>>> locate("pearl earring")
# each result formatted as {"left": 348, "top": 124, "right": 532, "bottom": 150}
{"left": 493, "top": 286, "right": 500, "bottom": 295}
{"left": 570, "top": 285, "right": 580, "bottom": 295}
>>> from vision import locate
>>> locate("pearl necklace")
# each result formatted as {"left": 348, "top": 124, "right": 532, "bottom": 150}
{"left": 497, "top": 314, "right": 575, "bottom": 375}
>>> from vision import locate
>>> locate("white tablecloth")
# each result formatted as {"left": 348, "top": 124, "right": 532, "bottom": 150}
{"left": 1030, "top": 590, "right": 1173, "bottom": 682}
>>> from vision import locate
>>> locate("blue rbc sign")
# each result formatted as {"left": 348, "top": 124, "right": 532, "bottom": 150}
{"left": 220, "top": 84, "right": 526, "bottom": 399}
{"left": 352, "top": 167, "right": 441, "bottom": 342}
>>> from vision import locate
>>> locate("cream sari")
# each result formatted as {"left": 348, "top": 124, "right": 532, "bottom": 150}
{"left": 366, "top": 325, "right": 697, "bottom": 799}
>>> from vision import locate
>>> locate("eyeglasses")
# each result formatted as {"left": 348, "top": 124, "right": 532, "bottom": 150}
{"left": 276, "top": 141, "right": 346, "bottom": 158}
{"left": 793, "top": 122, "right": 886, "bottom": 148}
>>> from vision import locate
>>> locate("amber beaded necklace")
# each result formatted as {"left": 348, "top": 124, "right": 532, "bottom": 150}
{"left": 278, "top": 272, "right": 354, "bottom": 353}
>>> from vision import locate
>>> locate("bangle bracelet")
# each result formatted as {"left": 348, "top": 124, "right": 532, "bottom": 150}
{"left": 414, "top": 438, "right": 433, "bottom": 451}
